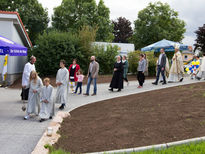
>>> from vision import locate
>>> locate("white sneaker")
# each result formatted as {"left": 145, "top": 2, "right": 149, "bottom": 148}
{"left": 24, "top": 115, "right": 30, "bottom": 120}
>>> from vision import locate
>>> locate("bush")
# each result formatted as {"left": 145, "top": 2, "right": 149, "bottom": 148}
{"left": 93, "top": 45, "right": 118, "bottom": 74}
{"left": 30, "top": 26, "right": 97, "bottom": 76}
{"left": 128, "top": 51, "right": 158, "bottom": 76}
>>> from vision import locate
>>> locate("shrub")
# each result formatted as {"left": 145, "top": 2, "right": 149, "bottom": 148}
{"left": 93, "top": 45, "right": 118, "bottom": 74}
{"left": 30, "top": 26, "right": 97, "bottom": 76}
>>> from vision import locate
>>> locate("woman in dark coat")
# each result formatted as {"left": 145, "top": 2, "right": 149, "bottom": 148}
{"left": 109, "top": 56, "right": 124, "bottom": 92}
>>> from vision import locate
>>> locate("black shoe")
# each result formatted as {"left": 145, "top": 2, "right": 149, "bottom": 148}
{"left": 159, "top": 81, "right": 163, "bottom": 83}
{"left": 83, "top": 93, "right": 89, "bottom": 96}
{"left": 59, "top": 104, "right": 65, "bottom": 110}
{"left": 91, "top": 93, "right": 96, "bottom": 96}
{"left": 109, "top": 88, "right": 113, "bottom": 92}
{"left": 152, "top": 82, "right": 158, "bottom": 85}
{"left": 162, "top": 82, "right": 167, "bottom": 85}
{"left": 179, "top": 78, "right": 184, "bottom": 82}
{"left": 117, "top": 89, "right": 121, "bottom": 92}
{"left": 39, "top": 119, "right": 45, "bottom": 122}
{"left": 49, "top": 116, "right": 52, "bottom": 119}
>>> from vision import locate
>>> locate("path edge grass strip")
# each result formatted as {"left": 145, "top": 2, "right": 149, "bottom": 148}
{"left": 87, "top": 136, "right": 205, "bottom": 154}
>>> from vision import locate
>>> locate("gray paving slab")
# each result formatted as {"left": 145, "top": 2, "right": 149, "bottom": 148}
{"left": 0, "top": 78, "right": 202, "bottom": 154}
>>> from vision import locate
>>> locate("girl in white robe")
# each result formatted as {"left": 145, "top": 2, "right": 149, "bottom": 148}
{"left": 55, "top": 60, "right": 69, "bottom": 110}
{"left": 39, "top": 78, "right": 54, "bottom": 122}
{"left": 24, "top": 71, "right": 43, "bottom": 120}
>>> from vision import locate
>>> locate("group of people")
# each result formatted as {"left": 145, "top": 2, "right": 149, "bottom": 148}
{"left": 21, "top": 45, "right": 201, "bottom": 122}
{"left": 21, "top": 56, "right": 99, "bottom": 122}
{"left": 109, "top": 54, "right": 148, "bottom": 91}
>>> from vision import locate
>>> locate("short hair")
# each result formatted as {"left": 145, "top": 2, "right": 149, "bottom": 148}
{"left": 73, "top": 59, "right": 77, "bottom": 62}
{"left": 161, "top": 48, "right": 165, "bottom": 51}
{"left": 44, "top": 78, "right": 50, "bottom": 83}
{"left": 30, "top": 55, "right": 36, "bottom": 60}
{"left": 60, "top": 59, "right": 66, "bottom": 65}
{"left": 196, "top": 56, "right": 200, "bottom": 58}
{"left": 78, "top": 69, "right": 83, "bottom": 74}
{"left": 140, "top": 54, "right": 144, "bottom": 57}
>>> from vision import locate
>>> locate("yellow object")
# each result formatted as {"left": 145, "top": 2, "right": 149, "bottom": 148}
{"left": 196, "top": 61, "right": 200, "bottom": 65}
{"left": 2, "top": 54, "right": 8, "bottom": 81}
{"left": 192, "top": 61, "right": 196, "bottom": 65}
{"left": 186, "top": 67, "right": 189, "bottom": 72}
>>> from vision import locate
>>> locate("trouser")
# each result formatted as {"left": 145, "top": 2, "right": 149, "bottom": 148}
{"left": 75, "top": 82, "right": 82, "bottom": 94}
{"left": 69, "top": 81, "right": 75, "bottom": 92}
{"left": 123, "top": 77, "right": 128, "bottom": 82}
{"left": 137, "top": 71, "right": 145, "bottom": 86}
{"left": 156, "top": 65, "right": 166, "bottom": 83}
{"left": 86, "top": 76, "right": 97, "bottom": 94}
{"left": 21, "top": 88, "right": 29, "bottom": 100}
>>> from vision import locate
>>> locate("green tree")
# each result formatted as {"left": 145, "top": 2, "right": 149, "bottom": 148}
{"left": 52, "top": 0, "right": 113, "bottom": 42}
{"left": 112, "top": 17, "right": 133, "bottom": 43}
{"left": 0, "top": 0, "right": 49, "bottom": 44}
{"left": 95, "top": 0, "right": 114, "bottom": 42}
{"left": 195, "top": 24, "right": 205, "bottom": 53}
{"left": 133, "top": 1, "right": 186, "bottom": 50}
{"left": 52, "top": 0, "right": 98, "bottom": 32}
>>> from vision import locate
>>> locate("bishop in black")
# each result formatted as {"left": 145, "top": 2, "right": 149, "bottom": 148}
{"left": 109, "top": 56, "right": 124, "bottom": 92}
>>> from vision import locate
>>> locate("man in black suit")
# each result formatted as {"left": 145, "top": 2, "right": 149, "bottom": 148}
{"left": 152, "top": 48, "right": 167, "bottom": 85}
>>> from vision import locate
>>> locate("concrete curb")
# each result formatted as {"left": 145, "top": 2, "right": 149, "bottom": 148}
{"left": 31, "top": 111, "right": 71, "bottom": 154}
{"left": 88, "top": 137, "right": 205, "bottom": 154}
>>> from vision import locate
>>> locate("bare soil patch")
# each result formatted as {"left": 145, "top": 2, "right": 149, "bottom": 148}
{"left": 54, "top": 82, "right": 205, "bottom": 153}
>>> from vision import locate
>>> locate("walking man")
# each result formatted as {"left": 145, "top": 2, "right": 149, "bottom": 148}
{"left": 84, "top": 56, "right": 99, "bottom": 96}
{"left": 152, "top": 48, "right": 167, "bottom": 85}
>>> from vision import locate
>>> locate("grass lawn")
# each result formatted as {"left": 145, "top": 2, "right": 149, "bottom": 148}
{"left": 48, "top": 141, "right": 205, "bottom": 154}
{"left": 135, "top": 141, "right": 205, "bottom": 154}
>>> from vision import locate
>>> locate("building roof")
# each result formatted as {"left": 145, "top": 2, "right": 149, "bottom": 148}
{"left": 0, "top": 11, "right": 32, "bottom": 47}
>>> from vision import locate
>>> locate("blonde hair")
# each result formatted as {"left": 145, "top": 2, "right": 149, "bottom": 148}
{"left": 44, "top": 78, "right": 50, "bottom": 83}
{"left": 29, "top": 71, "right": 38, "bottom": 84}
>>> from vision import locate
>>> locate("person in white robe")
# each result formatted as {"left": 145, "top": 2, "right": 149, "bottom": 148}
{"left": 39, "top": 78, "right": 54, "bottom": 122}
{"left": 197, "top": 54, "right": 205, "bottom": 80}
{"left": 55, "top": 60, "right": 69, "bottom": 110}
{"left": 24, "top": 71, "right": 43, "bottom": 120}
{"left": 168, "top": 46, "right": 184, "bottom": 82}
{"left": 21, "top": 56, "right": 36, "bottom": 105}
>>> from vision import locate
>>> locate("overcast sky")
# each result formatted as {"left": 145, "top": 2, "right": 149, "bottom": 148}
{"left": 38, "top": 0, "right": 205, "bottom": 47}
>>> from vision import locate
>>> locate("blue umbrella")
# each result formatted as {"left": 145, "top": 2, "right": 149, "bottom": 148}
{"left": 141, "top": 39, "right": 189, "bottom": 52}
{"left": 0, "top": 35, "right": 27, "bottom": 56}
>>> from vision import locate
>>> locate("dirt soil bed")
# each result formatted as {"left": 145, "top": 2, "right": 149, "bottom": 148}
{"left": 54, "top": 82, "right": 205, "bottom": 153}
{"left": 9, "top": 75, "right": 153, "bottom": 89}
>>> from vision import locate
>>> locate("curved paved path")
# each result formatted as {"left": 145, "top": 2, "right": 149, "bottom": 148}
{"left": 0, "top": 78, "right": 202, "bottom": 154}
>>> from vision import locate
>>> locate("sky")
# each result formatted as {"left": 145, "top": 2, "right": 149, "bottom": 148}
{"left": 38, "top": 0, "right": 205, "bottom": 47}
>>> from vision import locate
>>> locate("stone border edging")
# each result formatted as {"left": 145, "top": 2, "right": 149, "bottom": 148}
{"left": 31, "top": 111, "right": 71, "bottom": 154}
{"left": 87, "top": 136, "right": 205, "bottom": 154}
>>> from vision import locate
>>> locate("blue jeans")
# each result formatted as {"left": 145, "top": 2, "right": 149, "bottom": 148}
{"left": 86, "top": 76, "right": 97, "bottom": 94}
{"left": 156, "top": 65, "right": 166, "bottom": 83}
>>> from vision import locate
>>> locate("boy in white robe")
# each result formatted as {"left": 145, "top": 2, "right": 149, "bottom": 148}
{"left": 24, "top": 71, "right": 43, "bottom": 120}
{"left": 55, "top": 60, "right": 69, "bottom": 110}
{"left": 39, "top": 78, "right": 54, "bottom": 122}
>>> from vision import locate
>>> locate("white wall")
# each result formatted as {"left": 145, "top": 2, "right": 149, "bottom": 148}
{"left": 0, "top": 20, "right": 27, "bottom": 74}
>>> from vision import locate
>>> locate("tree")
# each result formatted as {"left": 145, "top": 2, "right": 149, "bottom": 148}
{"left": 112, "top": 17, "right": 133, "bottom": 43}
{"left": 52, "top": 0, "right": 113, "bottom": 42}
{"left": 95, "top": 0, "right": 113, "bottom": 42}
{"left": 195, "top": 24, "right": 205, "bottom": 53}
{"left": 0, "top": 0, "right": 49, "bottom": 44}
{"left": 133, "top": 1, "right": 186, "bottom": 50}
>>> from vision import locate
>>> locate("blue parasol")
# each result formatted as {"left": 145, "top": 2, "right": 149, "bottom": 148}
{"left": 141, "top": 39, "right": 189, "bottom": 52}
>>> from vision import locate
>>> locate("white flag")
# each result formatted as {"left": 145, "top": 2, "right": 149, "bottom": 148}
{"left": 2, "top": 54, "right": 8, "bottom": 81}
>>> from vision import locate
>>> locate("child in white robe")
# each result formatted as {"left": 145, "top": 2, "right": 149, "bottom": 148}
{"left": 55, "top": 60, "right": 69, "bottom": 110}
{"left": 39, "top": 78, "right": 54, "bottom": 122}
{"left": 24, "top": 71, "right": 43, "bottom": 120}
